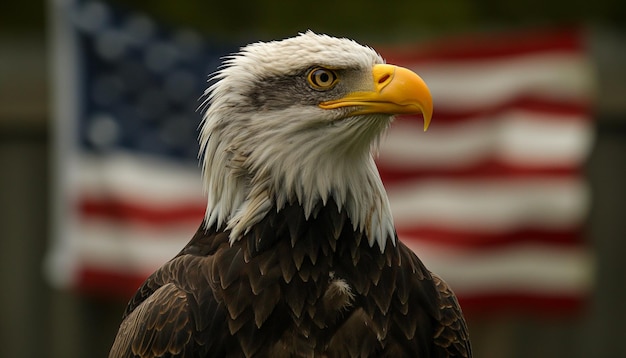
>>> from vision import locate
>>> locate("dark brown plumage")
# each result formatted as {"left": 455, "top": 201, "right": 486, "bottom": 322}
{"left": 110, "top": 200, "right": 471, "bottom": 357}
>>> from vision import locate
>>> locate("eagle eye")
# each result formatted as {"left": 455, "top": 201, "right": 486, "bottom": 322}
{"left": 307, "top": 67, "right": 338, "bottom": 90}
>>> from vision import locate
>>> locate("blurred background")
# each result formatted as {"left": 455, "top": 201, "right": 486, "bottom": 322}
{"left": 2, "top": 0, "right": 626, "bottom": 357}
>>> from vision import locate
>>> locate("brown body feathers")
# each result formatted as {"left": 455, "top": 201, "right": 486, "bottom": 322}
{"left": 110, "top": 200, "right": 471, "bottom": 357}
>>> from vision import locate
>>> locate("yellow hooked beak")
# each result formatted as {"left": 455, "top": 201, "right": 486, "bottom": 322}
{"left": 319, "top": 64, "right": 433, "bottom": 131}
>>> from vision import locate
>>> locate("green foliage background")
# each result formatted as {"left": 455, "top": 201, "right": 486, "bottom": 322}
{"left": 2, "top": 0, "right": 624, "bottom": 40}
{"left": 105, "top": 0, "right": 625, "bottom": 42}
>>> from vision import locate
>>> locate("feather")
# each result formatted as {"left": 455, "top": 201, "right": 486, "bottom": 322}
{"left": 278, "top": 243, "right": 297, "bottom": 284}
{"left": 252, "top": 283, "right": 280, "bottom": 328}
{"left": 284, "top": 282, "right": 307, "bottom": 319}
{"left": 222, "top": 280, "right": 252, "bottom": 321}
{"left": 369, "top": 270, "right": 394, "bottom": 314}
{"left": 216, "top": 247, "right": 243, "bottom": 290}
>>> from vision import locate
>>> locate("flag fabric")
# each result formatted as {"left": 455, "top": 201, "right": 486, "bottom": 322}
{"left": 48, "top": 1, "right": 595, "bottom": 315}
{"left": 380, "top": 30, "right": 595, "bottom": 314}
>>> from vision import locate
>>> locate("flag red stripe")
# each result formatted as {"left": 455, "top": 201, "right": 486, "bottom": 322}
{"left": 75, "top": 266, "right": 587, "bottom": 315}
{"left": 398, "top": 227, "right": 584, "bottom": 250}
{"left": 458, "top": 292, "right": 587, "bottom": 317}
{"left": 378, "top": 161, "right": 580, "bottom": 184}
{"left": 399, "top": 97, "right": 591, "bottom": 124}
{"left": 379, "top": 27, "right": 584, "bottom": 64}
{"left": 77, "top": 266, "right": 148, "bottom": 300}
{"left": 79, "top": 198, "right": 205, "bottom": 224}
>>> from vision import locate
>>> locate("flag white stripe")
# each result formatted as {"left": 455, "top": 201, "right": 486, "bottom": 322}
{"left": 404, "top": 240, "right": 593, "bottom": 294}
{"left": 380, "top": 110, "right": 593, "bottom": 168}
{"left": 76, "top": 220, "right": 190, "bottom": 271}
{"left": 77, "top": 152, "right": 203, "bottom": 204}
{"left": 388, "top": 178, "right": 589, "bottom": 230}
{"left": 410, "top": 53, "right": 594, "bottom": 111}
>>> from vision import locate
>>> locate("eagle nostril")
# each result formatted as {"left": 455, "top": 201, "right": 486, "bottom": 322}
{"left": 378, "top": 73, "right": 391, "bottom": 85}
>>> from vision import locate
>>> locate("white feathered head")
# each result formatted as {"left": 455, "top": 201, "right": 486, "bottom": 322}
{"left": 199, "top": 31, "right": 432, "bottom": 250}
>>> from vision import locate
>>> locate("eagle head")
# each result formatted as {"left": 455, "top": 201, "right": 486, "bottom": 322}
{"left": 199, "top": 31, "right": 432, "bottom": 250}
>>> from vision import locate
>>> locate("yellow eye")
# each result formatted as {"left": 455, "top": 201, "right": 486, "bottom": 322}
{"left": 307, "top": 67, "right": 338, "bottom": 90}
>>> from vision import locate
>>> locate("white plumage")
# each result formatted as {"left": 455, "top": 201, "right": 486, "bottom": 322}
{"left": 200, "top": 31, "right": 397, "bottom": 250}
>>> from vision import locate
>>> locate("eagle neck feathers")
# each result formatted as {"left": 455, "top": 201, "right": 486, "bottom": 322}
{"left": 200, "top": 110, "right": 396, "bottom": 251}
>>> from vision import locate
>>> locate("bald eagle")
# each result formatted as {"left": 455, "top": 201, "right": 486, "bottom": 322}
{"left": 109, "top": 32, "right": 471, "bottom": 358}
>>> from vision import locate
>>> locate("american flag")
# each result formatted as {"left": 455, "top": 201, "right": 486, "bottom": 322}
{"left": 48, "top": 1, "right": 595, "bottom": 315}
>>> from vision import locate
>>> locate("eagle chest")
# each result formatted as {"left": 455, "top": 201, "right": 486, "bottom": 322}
{"left": 210, "top": 202, "right": 404, "bottom": 356}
